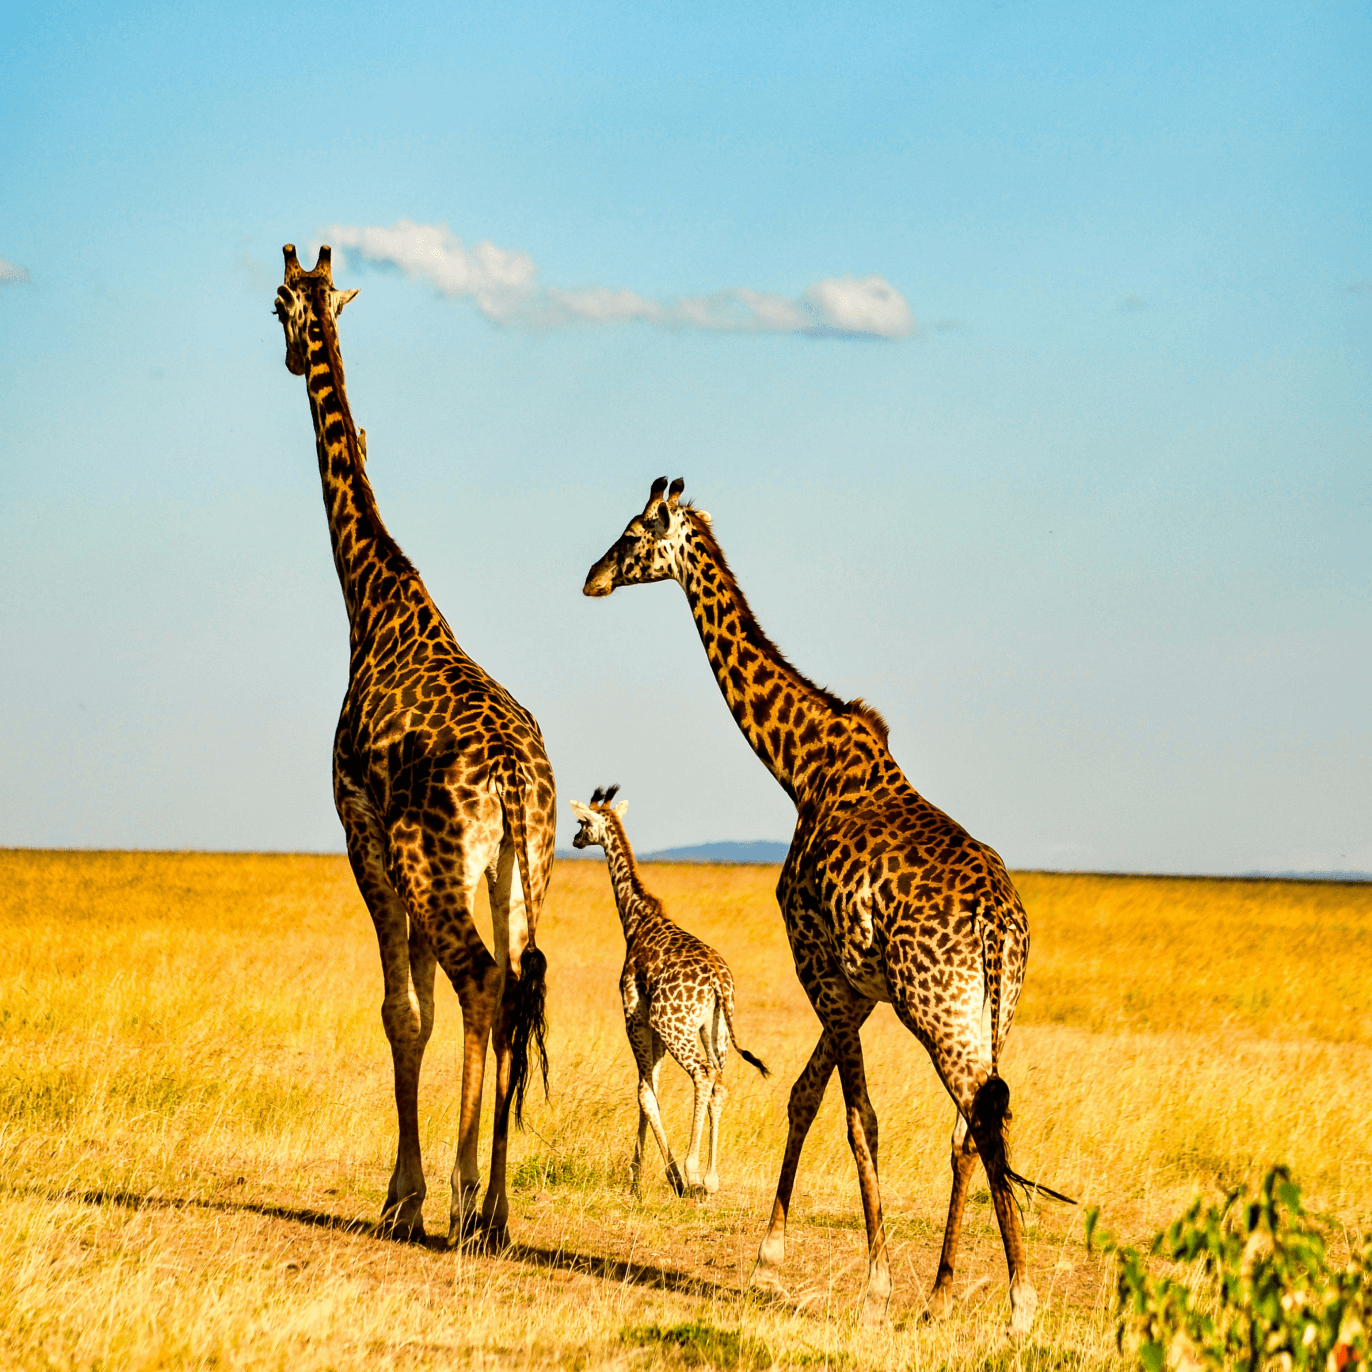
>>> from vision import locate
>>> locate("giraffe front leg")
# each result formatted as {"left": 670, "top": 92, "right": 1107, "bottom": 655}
{"left": 752, "top": 1030, "right": 839, "bottom": 1295}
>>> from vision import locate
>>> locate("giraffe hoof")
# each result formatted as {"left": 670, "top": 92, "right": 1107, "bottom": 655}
{"left": 446, "top": 1211, "right": 485, "bottom": 1248}
{"left": 379, "top": 1208, "right": 427, "bottom": 1244}
{"left": 749, "top": 1263, "right": 786, "bottom": 1298}
{"left": 479, "top": 1223, "right": 511, "bottom": 1253}
{"left": 665, "top": 1162, "right": 687, "bottom": 1197}
{"left": 1007, "top": 1281, "right": 1037, "bottom": 1339}
{"left": 925, "top": 1284, "right": 955, "bottom": 1321}
{"left": 859, "top": 1293, "right": 891, "bottom": 1327}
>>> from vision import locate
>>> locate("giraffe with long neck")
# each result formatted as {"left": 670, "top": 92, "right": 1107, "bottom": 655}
{"left": 273, "top": 244, "right": 557, "bottom": 1245}
{"left": 583, "top": 478, "right": 1068, "bottom": 1334}
{"left": 569, "top": 786, "right": 769, "bottom": 1199}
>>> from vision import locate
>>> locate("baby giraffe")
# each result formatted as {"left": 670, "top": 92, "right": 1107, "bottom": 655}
{"left": 570, "top": 787, "right": 770, "bottom": 1198}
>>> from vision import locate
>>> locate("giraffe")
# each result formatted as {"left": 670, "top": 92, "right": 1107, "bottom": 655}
{"left": 273, "top": 244, "right": 557, "bottom": 1245}
{"left": 581, "top": 478, "right": 1070, "bottom": 1334}
{"left": 569, "top": 786, "right": 770, "bottom": 1199}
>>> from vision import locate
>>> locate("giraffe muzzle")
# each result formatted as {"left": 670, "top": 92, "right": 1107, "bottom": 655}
{"left": 582, "top": 558, "right": 617, "bottom": 597}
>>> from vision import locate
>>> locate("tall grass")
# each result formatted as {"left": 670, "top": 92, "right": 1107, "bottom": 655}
{"left": 1, "top": 851, "right": 1368, "bottom": 1369}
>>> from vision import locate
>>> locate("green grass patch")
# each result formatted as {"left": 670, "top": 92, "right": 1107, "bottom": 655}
{"left": 621, "top": 1322, "right": 771, "bottom": 1369}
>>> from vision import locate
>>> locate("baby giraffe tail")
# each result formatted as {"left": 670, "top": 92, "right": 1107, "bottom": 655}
{"left": 718, "top": 980, "right": 770, "bottom": 1078}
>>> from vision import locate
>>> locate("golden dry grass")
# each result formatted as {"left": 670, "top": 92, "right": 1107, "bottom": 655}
{"left": 1, "top": 850, "right": 1369, "bottom": 1370}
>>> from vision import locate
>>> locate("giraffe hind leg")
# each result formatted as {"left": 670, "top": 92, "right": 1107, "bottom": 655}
{"left": 702, "top": 999, "right": 727, "bottom": 1194}
{"left": 932, "top": 1042, "right": 1037, "bottom": 1338}
{"left": 656, "top": 1016, "right": 713, "bottom": 1198}
{"left": 928, "top": 1113, "right": 978, "bottom": 1318}
{"left": 385, "top": 817, "right": 503, "bottom": 1248}
{"left": 479, "top": 834, "right": 534, "bottom": 1241}
{"left": 633, "top": 1027, "right": 682, "bottom": 1195}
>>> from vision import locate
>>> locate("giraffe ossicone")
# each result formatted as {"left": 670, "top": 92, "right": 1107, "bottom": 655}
{"left": 570, "top": 787, "right": 769, "bottom": 1200}
{"left": 274, "top": 242, "right": 557, "bottom": 1249}
{"left": 583, "top": 477, "right": 1071, "bottom": 1335}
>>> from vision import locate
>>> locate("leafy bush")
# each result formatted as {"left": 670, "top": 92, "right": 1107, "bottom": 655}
{"left": 1086, "top": 1166, "right": 1369, "bottom": 1372}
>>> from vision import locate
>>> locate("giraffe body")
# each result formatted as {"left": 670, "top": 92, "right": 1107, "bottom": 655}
{"left": 583, "top": 479, "right": 1059, "bottom": 1334}
{"left": 274, "top": 245, "right": 556, "bottom": 1245}
{"left": 570, "top": 787, "right": 769, "bottom": 1198}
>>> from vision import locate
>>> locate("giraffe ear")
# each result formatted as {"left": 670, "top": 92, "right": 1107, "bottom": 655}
{"left": 613, "top": 800, "right": 629, "bottom": 819}
{"left": 569, "top": 801, "right": 592, "bottom": 821}
{"left": 333, "top": 288, "right": 360, "bottom": 317}
{"left": 645, "top": 501, "right": 670, "bottom": 535}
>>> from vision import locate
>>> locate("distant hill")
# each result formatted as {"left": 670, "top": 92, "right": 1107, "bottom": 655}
{"left": 641, "top": 840, "right": 790, "bottom": 864}
{"left": 1240, "top": 870, "right": 1371, "bottom": 883}
{"left": 554, "top": 848, "right": 1372, "bottom": 879}
{"left": 555, "top": 840, "right": 789, "bottom": 864}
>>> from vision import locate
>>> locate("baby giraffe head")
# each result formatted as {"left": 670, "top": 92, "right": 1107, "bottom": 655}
{"left": 569, "top": 785, "right": 630, "bottom": 850}
{"left": 582, "top": 477, "right": 710, "bottom": 597}
{"left": 274, "top": 244, "right": 359, "bottom": 376}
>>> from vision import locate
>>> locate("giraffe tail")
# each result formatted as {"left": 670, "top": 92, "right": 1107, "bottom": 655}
{"left": 976, "top": 897, "right": 1009, "bottom": 1081}
{"left": 972, "top": 899, "right": 1074, "bottom": 1207}
{"left": 969, "top": 1070, "right": 1076, "bottom": 1208}
{"left": 717, "top": 979, "right": 770, "bottom": 1078}
{"left": 500, "top": 762, "right": 549, "bottom": 1129}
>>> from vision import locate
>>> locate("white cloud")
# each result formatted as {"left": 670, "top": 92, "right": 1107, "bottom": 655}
{"left": 803, "top": 276, "right": 913, "bottom": 338}
{"left": 325, "top": 221, "right": 537, "bottom": 323}
{"left": 323, "top": 220, "right": 913, "bottom": 340}
{"left": 0, "top": 258, "right": 32, "bottom": 285}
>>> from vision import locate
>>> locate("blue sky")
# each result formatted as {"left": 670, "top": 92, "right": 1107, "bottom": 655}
{"left": 1, "top": 1, "right": 1368, "bottom": 873}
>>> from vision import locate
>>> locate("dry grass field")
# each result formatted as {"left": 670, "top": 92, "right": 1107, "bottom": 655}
{"left": 1, "top": 850, "right": 1369, "bottom": 1371}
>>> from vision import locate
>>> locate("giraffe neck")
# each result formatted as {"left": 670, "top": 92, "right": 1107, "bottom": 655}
{"left": 598, "top": 815, "right": 659, "bottom": 943}
{"left": 676, "top": 517, "right": 886, "bottom": 809}
{"left": 302, "top": 287, "right": 418, "bottom": 654}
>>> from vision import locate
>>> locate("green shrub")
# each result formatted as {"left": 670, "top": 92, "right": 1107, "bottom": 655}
{"left": 1086, "top": 1166, "right": 1369, "bottom": 1372}
{"left": 620, "top": 1322, "right": 771, "bottom": 1370}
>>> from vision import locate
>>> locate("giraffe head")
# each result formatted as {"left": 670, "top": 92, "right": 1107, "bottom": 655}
{"left": 274, "top": 244, "right": 359, "bottom": 376}
{"left": 569, "top": 785, "right": 630, "bottom": 850}
{"left": 582, "top": 477, "right": 710, "bottom": 597}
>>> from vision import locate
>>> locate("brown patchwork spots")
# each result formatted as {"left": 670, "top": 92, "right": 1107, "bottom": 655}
{"left": 570, "top": 788, "right": 769, "bottom": 1199}
{"left": 584, "top": 479, "right": 1046, "bottom": 1336}
{"left": 275, "top": 245, "right": 556, "bottom": 1248}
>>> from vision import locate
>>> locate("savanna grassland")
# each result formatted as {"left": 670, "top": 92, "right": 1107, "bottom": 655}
{"left": 1, "top": 851, "right": 1369, "bottom": 1371}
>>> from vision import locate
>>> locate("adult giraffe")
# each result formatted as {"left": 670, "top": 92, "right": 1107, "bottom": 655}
{"left": 583, "top": 478, "right": 1066, "bottom": 1334}
{"left": 273, "top": 244, "right": 556, "bottom": 1245}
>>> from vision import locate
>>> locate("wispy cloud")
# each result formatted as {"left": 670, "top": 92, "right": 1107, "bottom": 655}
{"left": 0, "top": 258, "right": 32, "bottom": 285}
{"left": 323, "top": 220, "right": 913, "bottom": 340}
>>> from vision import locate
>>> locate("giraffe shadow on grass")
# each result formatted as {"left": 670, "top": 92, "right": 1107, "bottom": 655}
{"left": 51, "top": 1188, "right": 773, "bottom": 1306}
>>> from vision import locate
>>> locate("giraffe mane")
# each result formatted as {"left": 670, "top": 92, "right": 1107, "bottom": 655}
{"left": 601, "top": 804, "right": 664, "bottom": 917}
{"left": 683, "top": 509, "right": 891, "bottom": 746}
